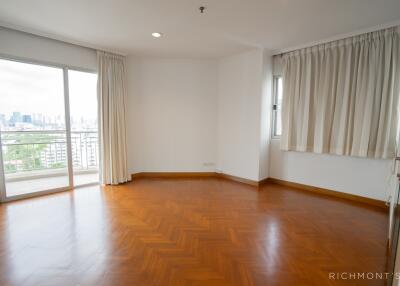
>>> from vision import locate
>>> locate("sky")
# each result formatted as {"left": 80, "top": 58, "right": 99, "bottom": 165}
{"left": 0, "top": 59, "right": 97, "bottom": 127}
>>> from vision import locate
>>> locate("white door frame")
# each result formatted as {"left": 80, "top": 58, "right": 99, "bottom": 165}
{"left": 0, "top": 129, "right": 7, "bottom": 203}
{"left": 63, "top": 68, "right": 74, "bottom": 189}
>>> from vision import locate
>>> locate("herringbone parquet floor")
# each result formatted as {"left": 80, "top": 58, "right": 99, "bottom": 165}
{"left": 0, "top": 178, "right": 388, "bottom": 286}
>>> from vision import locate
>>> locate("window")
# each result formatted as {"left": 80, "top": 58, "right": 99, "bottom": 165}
{"left": 0, "top": 57, "right": 98, "bottom": 200}
{"left": 272, "top": 76, "right": 283, "bottom": 137}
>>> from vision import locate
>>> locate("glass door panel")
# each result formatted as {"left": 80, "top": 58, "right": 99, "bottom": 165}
{"left": 0, "top": 59, "right": 69, "bottom": 198}
{"left": 68, "top": 70, "right": 99, "bottom": 186}
{"left": 388, "top": 180, "right": 400, "bottom": 285}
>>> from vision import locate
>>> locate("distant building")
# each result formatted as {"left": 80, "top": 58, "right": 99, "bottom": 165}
{"left": 22, "top": 115, "right": 32, "bottom": 123}
{"left": 10, "top": 112, "right": 22, "bottom": 124}
{"left": 32, "top": 113, "right": 44, "bottom": 127}
{"left": 0, "top": 114, "right": 5, "bottom": 129}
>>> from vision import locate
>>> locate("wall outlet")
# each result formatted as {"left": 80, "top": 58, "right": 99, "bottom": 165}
{"left": 203, "top": 162, "right": 215, "bottom": 167}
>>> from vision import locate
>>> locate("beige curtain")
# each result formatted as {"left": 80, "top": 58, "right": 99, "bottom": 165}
{"left": 280, "top": 26, "right": 400, "bottom": 159}
{"left": 98, "top": 51, "right": 130, "bottom": 184}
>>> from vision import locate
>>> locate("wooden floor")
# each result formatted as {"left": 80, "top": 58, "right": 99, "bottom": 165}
{"left": 0, "top": 178, "right": 388, "bottom": 286}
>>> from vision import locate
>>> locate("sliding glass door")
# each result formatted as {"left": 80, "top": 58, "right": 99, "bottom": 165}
{"left": 0, "top": 58, "right": 98, "bottom": 201}
{"left": 68, "top": 70, "right": 99, "bottom": 186}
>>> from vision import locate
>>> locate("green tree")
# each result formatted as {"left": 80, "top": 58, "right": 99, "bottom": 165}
{"left": 2, "top": 133, "right": 66, "bottom": 173}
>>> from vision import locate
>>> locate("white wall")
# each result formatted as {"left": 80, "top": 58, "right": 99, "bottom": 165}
{"left": 0, "top": 27, "right": 97, "bottom": 71}
{"left": 269, "top": 139, "right": 393, "bottom": 201}
{"left": 126, "top": 49, "right": 273, "bottom": 181}
{"left": 126, "top": 57, "right": 218, "bottom": 174}
{"left": 216, "top": 49, "right": 270, "bottom": 181}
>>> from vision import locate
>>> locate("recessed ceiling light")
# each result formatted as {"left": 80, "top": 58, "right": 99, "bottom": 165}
{"left": 152, "top": 32, "right": 162, "bottom": 38}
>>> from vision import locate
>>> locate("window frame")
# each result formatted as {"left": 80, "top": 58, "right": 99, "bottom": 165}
{"left": 271, "top": 75, "right": 282, "bottom": 139}
{"left": 0, "top": 54, "right": 98, "bottom": 202}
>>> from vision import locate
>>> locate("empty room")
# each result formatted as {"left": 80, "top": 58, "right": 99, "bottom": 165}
{"left": 0, "top": 0, "right": 400, "bottom": 285}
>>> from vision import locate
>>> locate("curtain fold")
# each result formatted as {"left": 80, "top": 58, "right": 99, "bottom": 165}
{"left": 97, "top": 51, "right": 130, "bottom": 184}
{"left": 280, "top": 26, "right": 400, "bottom": 159}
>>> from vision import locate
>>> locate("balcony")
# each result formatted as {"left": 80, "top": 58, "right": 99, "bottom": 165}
{"left": 1, "top": 130, "right": 99, "bottom": 197}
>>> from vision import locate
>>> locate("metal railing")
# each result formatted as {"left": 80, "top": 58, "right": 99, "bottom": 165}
{"left": 0, "top": 130, "right": 98, "bottom": 175}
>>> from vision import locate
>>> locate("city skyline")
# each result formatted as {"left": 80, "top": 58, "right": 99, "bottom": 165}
{"left": 0, "top": 110, "right": 97, "bottom": 131}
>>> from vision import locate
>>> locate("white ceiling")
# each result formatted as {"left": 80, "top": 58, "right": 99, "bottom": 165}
{"left": 0, "top": 0, "right": 399, "bottom": 58}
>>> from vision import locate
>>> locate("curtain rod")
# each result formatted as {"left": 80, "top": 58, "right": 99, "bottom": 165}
{"left": 272, "top": 20, "right": 400, "bottom": 57}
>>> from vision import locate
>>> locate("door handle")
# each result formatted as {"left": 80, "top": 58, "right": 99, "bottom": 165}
{"left": 397, "top": 157, "right": 400, "bottom": 178}
{"left": 386, "top": 195, "right": 392, "bottom": 207}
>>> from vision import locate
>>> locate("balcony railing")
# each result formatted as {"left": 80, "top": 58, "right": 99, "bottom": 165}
{"left": 0, "top": 130, "right": 98, "bottom": 176}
